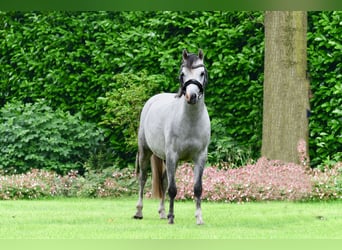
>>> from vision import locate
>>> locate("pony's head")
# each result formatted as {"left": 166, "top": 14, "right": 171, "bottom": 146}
{"left": 177, "top": 49, "right": 208, "bottom": 104}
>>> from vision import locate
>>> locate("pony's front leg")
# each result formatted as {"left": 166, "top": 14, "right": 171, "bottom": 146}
{"left": 166, "top": 157, "right": 178, "bottom": 224}
{"left": 194, "top": 157, "right": 206, "bottom": 225}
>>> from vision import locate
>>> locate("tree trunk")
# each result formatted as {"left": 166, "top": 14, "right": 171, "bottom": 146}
{"left": 262, "top": 11, "right": 310, "bottom": 165}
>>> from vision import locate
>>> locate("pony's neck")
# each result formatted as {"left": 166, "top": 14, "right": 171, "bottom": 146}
{"left": 180, "top": 95, "right": 205, "bottom": 120}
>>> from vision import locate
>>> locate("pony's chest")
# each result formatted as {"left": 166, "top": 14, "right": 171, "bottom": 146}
{"left": 169, "top": 126, "right": 209, "bottom": 157}
{"left": 176, "top": 139, "right": 206, "bottom": 161}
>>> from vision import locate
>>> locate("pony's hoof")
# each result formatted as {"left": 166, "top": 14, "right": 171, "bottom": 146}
{"left": 195, "top": 215, "right": 204, "bottom": 225}
{"left": 159, "top": 210, "right": 167, "bottom": 219}
{"left": 195, "top": 210, "right": 204, "bottom": 225}
{"left": 196, "top": 219, "right": 204, "bottom": 225}
{"left": 133, "top": 215, "right": 143, "bottom": 220}
{"left": 167, "top": 214, "right": 175, "bottom": 224}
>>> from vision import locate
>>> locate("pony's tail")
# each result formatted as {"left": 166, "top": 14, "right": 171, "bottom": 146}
{"left": 151, "top": 154, "right": 166, "bottom": 199}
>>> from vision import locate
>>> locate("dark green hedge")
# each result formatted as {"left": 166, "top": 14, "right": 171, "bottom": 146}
{"left": 0, "top": 100, "right": 104, "bottom": 174}
{"left": 0, "top": 11, "right": 340, "bottom": 168}
{"left": 307, "top": 11, "right": 342, "bottom": 167}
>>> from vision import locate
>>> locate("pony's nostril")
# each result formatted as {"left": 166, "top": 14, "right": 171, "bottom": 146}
{"left": 190, "top": 93, "right": 197, "bottom": 101}
{"left": 187, "top": 93, "right": 198, "bottom": 104}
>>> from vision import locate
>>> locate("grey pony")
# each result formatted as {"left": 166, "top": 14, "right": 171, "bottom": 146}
{"left": 133, "top": 49, "right": 210, "bottom": 225}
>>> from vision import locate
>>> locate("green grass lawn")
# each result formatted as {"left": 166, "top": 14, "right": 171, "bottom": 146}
{"left": 0, "top": 198, "right": 341, "bottom": 239}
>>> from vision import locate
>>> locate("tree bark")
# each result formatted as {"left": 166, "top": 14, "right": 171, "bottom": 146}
{"left": 262, "top": 11, "right": 310, "bottom": 165}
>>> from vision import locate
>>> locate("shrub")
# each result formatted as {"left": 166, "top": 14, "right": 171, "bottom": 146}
{"left": 0, "top": 169, "right": 55, "bottom": 200}
{"left": 0, "top": 168, "right": 138, "bottom": 200}
{"left": 78, "top": 167, "right": 138, "bottom": 197}
{"left": 94, "top": 168, "right": 139, "bottom": 198}
{"left": 0, "top": 100, "right": 104, "bottom": 174}
{"left": 310, "top": 162, "right": 342, "bottom": 200}
{"left": 208, "top": 118, "right": 256, "bottom": 168}
{"left": 0, "top": 160, "right": 341, "bottom": 201}
{"left": 98, "top": 71, "right": 169, "bottom": 165}
{"left": 307, "top": 11, "right": 342, "bottom": 168}
{"left": 174, "top": 158, "right": 313, "bottom": 202}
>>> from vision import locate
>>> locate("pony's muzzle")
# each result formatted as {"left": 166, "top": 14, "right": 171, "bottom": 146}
{"left": 186, "top": 92, "right": 198, "bottom": 104}
{"left": 185, "top": 83, "right": 202, "bottom": 104}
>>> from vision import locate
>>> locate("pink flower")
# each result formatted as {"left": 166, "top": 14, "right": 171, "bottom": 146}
{"left": 297, "top": 139, "right": 309, "bottom": 167}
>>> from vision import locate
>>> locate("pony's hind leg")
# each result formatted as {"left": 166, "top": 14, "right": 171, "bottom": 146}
{"left": 133, "top": 150, "right": 151, "bottom": 220}
{"left": 158, "top": 166, "right": 168, "bottom": 219}
{"left": 193, "top": 156, "right": 206, "bottom": 225}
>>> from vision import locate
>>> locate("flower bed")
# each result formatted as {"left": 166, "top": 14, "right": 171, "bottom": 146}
{"left": 0, "top": 158, "right": 341, "bottom": 201}
{"left": 176, "top": 158, "right": 324, "bottom": 202}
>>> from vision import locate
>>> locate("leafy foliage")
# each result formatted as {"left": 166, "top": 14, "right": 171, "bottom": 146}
{"left": 208, "top": 118, "right": 256, "bottom": 167}
{"left": 98, "top": 71, "right": 169, "bottom": 164}
{"left": 307, "top": 11, "right": 342, "bottom": 168}
{"left": 0, "top": 11, "right": 340, "bottom": 169}
{"left": 0, "top": 11, "right": 265, "bottom": 167}
{"left": 0, "top": 100, "right": 104, "bottom": 174}
{"left": 0, "top": 12, "right": 120, "bottom": 121}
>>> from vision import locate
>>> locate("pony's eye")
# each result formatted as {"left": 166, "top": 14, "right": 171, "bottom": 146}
{"left": 200, "top": 71, "right": 205, "bottom": 77}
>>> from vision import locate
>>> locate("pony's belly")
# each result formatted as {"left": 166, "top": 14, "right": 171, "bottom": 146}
{"left": 145, "top": 132, "right": 166, "bottom": 160}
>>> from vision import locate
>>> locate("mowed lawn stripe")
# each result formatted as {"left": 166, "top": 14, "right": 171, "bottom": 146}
{"left": 0, "top": 198, "right": 341, "bottom": 239}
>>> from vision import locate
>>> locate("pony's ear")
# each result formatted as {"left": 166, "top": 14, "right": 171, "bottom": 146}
{"left": 182, "top": 49, "right": 188, "bottom": 60}
{"left": 198, "top": 49, "right": 204, "bottom": 60}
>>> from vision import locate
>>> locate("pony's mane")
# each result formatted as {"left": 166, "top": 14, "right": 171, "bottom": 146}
{"left": 183, "top": 53, "right": 200, "bottom": 69}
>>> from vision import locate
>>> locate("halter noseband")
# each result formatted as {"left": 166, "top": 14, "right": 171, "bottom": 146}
{"left": 179, "top": 64, "right": 207, "bottom": 98}
{"left": 181, "top": 79, "right": 204, "bottom": 97}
